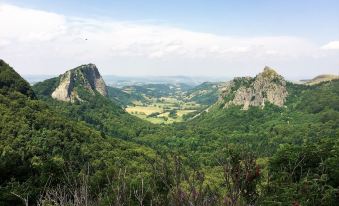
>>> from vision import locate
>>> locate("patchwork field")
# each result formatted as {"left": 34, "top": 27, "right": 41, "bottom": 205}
{"left": 125, "top": 98, "right": 202, "bottom": 124}
{"left": 126, "top": 106, "right": 163, "bottom": 115}
{"left": 115, "top": 83, "right": 215, "bottom": 124}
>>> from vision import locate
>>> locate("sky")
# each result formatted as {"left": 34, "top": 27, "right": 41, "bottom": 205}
{"left": 0, "top": 0, "right": 338, "bottom": 79}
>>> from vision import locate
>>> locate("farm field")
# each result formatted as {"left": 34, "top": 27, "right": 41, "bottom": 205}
{"left": 118, "top": 83, "right": 212, "bottom": 124}
{"left": 125, "top": 97, "right": 203, "bottom": 124}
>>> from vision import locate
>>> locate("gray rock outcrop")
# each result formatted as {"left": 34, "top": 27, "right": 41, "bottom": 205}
{"left": 51, "top": 64, "right": 108, "bottom": 102}
{"left": 219, "top": 66, "right": 288, "bottom": 110}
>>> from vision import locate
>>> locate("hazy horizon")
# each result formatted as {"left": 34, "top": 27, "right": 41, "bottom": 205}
{"left": 16, "top": 65, "right": 339, "bottom": 82}
{"left": 22, "top": 72, "right": 329, "bottom": 85}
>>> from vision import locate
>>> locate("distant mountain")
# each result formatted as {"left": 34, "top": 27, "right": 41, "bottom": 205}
{"left": 218, "top": 66, "right": 288, "bottom": 110}
{"left": 104, "top": 75, "right": 230, "bottom": 87}
{"left": 123, "top": 83, "right": 191, "bottom": 98}
{"left": 301, "top": 74, "right": 339, "bottom": 85}
{"left": 0, "top": 59, "right": 35, "bottom": 98}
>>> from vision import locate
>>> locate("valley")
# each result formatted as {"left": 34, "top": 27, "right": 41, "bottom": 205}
{"left": 1, "top": 60, "right": 338, "bottom": 205}
{"left": 2, "top": 1, "right": 338, "bottom": 205}
{"left": 105, "top": 81, "right": 221, "bottom": 124}
{"left": 120, "top": 84, "right": 210, "bottom": 123}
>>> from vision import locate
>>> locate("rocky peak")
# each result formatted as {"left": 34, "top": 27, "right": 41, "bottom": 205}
{"left": 260, "top": 66, "right": 279, "bottom": 78}
{"left": 51, "top": 64, "right": 108, "bottom": 102}
{"left": 219, "top": 66, "right": 288, "bottom": 110}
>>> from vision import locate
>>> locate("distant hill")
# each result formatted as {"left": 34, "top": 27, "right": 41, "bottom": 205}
{"left": 122, "top": 83, "right": 191, "bottom": 98}
{"left": 107, "top": 86, "right": 146, "bottom": 106}
{"left": 108, "top": 83, "right": 193, "bottom": 106}
{"left": 184, "top": 82, "right": 221, "bottom": 105}
{"left": 301, "top": 74, "right": 339, "bottom": 85}
{"left": 103, "top": 75, "right": 228, "bottom": 87}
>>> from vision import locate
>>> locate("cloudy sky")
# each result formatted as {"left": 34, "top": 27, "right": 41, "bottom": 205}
{"left": 0, "top": 0, "right": 338, "bottom": 79}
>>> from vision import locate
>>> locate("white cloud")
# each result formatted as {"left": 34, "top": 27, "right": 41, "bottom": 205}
{"left": 0, "top": 3, "right": 337, "bottom": 77}
{"left": 0, "top": 4, "right": 66, "bottom": 42}
{"left": 321, "top": 41, "right": 339, "bottom": 50}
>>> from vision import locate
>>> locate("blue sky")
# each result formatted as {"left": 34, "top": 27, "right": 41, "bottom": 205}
{"left": 5, "top": 0, "right": 339, "bottom": 40}
{"left": 0, "top": 0, "right": 338, "bottom": 78}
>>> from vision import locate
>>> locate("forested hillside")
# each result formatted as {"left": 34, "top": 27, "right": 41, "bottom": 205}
{"left": 184, "top": 82, "right": 220, "bottom": 105}
{"left": 0, "top": 60, "right": 163, "bottom": 205}
{"left": 1, "top": 60, "right": 338, "bottom": 205}
{"left": 107, "top": 86, "right": 145, "bottom": 106}
{"left": 135, "top": 75, "right": 339, "bottom": 205}
{"left": 0, "top": 60, "right": 35, "bottom": 99}
{"left": 33, "top": 65, "right": 158, "bottom": 140}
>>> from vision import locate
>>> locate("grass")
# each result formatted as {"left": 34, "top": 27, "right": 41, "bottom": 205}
{"left": 176, "top": 109, "right": 196, "bottom": 116}
{"left": 126, "top": 106, "right": 163, "bottom": 115}
{"left": 126, "top": 96, "right": 203, "bottom": 124}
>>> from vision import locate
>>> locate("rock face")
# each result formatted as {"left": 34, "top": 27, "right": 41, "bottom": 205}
{"left": 51, "top": 64, "right": 108, "bottom": 102}
{"left": 219, "top": 66, "right": 288, "bottom": 110}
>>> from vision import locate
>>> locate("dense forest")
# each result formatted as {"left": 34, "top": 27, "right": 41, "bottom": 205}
{"left": 1, "top": 59, "right": 338, "bottom": 205}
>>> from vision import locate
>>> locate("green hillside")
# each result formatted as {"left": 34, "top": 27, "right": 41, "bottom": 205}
{"left": 1, "top": 60, "right": 338, "bottom": 205}
{"left": 33, "top": 65, "right": 158, "bottom": 140}
{"left": 0, "top": 61, "right": 160, "bottom": 205}
{"left": 136, "top": 79, "right": 339, "bottom": 205}
{"left": 107, "top": 86, "right": 145, "bottom": 106}
{"left": 184, "top": 82, "right": 220, "bottom": 105}
{"left": 0, "top": 60, "right": 35, "bottom": 98}
{"left": 32, "top": 76, "right": 60, "bottom": 98}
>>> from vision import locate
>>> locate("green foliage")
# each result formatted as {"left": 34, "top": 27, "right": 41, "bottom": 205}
{"left": 123, "top": 83, "right": 189, "bottom": 99}
{"left": 1, "top": 59, "right": 339, "bottom": 205}
{"left": 168, "top": 109, "right": 177, "bottom": 118}
{"left": 33, "top": 77, "right": 159, "bottom": 140}
{"left": 296, "top": 81, "right": 339, "bottom": 113}
{"left": 107, "top": 86, "right": 145, "bottom": 106}
{"left": 135, "top": 80, "right": 339, "bottom": 205}
{"left": 44, "top": 90, "right": 157, "bottom": 140}
{"left": 186, "top": 82, "right": 220, "bottom": 105}
{"left": 32, "top": 77, "right": 59, "bottom": 97}
{"left": 262, "top": 138, "right": 339, "bottom": 205}
{"left": 0, "top": 87, "right": 155, "bottom": 205}
{"left": 0, "top": 60, "right": 35, "bottom": 98}
{"left": 147, "top": 112, "right": 161, "bottom": 118}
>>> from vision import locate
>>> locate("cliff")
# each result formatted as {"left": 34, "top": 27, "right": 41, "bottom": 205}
{"left": 51, "top": 64, "right": 108, "bottom": 102}
{"left": 219, "top": 66, "right": 288, "bottom": 110}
